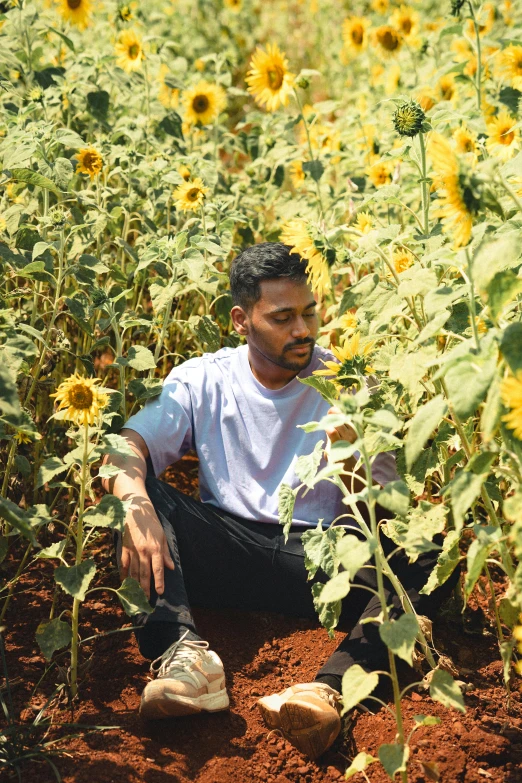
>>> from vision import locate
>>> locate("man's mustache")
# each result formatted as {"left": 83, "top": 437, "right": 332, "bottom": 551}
{"left": 283, "top": 338, "right": 315, "bottom": 352}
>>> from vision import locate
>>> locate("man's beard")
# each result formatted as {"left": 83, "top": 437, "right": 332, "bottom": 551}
{"left": 249, "top": 325, "right": 316, "bottom": 372}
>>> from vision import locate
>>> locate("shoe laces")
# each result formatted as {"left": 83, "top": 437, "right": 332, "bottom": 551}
{"left": 150, "top": 630, "right": 210, "bottom": 680}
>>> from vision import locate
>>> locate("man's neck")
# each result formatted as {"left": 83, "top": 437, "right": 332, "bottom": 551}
{"left": 247, "top": 345, "right": 299, "bottom": 390}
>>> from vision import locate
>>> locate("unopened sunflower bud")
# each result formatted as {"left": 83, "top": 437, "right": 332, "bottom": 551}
{"left": 50, "top": 209, "right": 67, "bottom": 229}
{"left": 295, "top": 75, "right": 310, "bottom": 89}
{"left": 393, "top": 99, "right": 426, "bottom": 137}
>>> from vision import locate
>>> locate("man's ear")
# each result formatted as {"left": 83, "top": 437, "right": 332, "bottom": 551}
{"left": 231, "top": 305, "right": 249, "bottom": 335}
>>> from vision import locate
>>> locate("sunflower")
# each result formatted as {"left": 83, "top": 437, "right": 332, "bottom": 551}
{"left": 437, "top": 73, "right": 457, "bottom": 102}
{"left": 340, "top": 312, "right": 358, "bottom": 333}
{"left": 464, "top": 2, "right": 495, "bottom": 38}
{"left": 342, "top": 16, "right": 371, "bottom": 57}
{"left": 13, "top": 430, "right": 32, "bottom": 445}
{"left": 194, "top": 58, "right": 205, "bottom": 72}
{"left": 354, "top": 211, "right": 373, "bottom": 234}
{"left": 495, "top": 45, "right": 522, "bottom": 90}
{"left": 50, "top": 373, "right": 109, "bottom": 427}
{"left": 500, "top": 372, "right": 522, "bottom": 440}
{"left": 314, "top": 333, "right": 374, "bottom": 390}
{"left": 453, "top": 125, "right": 478, "bottom": 162}
{"left": 289, "top": 160, "right": 306, "bottom": 188}
{"left": 183, "top": 81, "right": 226, "bottom": 126}
{"left": 74, "top": 147, "right": 103, "bottom": 180}
{"left": 415, "top": 86, "right": 437, "bottom": 112}
{"left": 280, "top": 219, "right": 330, "bottom": 299}
{"left": 115, "top": 29, "right": 144, "bottom": 73}
{"left": 245, "top": 43, "right": 295, "bottom": 112}
{"left": 58, "top": 0, "right": 91, "bottom": 28}
{"left": 429, "top": 132, "right": 482, "bottom": 248}
{"left": 390, "top": 5, "right": 419, "bottom": 40}
{"left": 158, "top": 64, "right": 179, "bottom": 109}
{"left": 224, "top": 0, "right": 242, "bottom": 11}
{"left": 173, "top": 177, "right": 209, "bottom": 212}
{"left": 373, "top": 25, "right": 403, "bottom": 59}
{"left": 371, "top": 0, "right": 389, "bottom": 13}
{"left": 486, "top": 109, "right": 520, "bottom": 162}
{"left": 393, "top": 247, "right": 414, "bottom": 273}
{"left": 367, "top": 158, "right": 394, "bottom": 188}
{"left": 178, "top": 164, "right": 191, "bottom": 181}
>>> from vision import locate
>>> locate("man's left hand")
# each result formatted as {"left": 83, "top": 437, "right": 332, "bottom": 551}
{"left": 325, "top": 406, "right": 357, "bottom": 445}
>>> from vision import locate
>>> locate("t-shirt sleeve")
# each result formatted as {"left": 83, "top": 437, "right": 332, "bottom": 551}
{"left": 122, "top": 372, "right": 194, "bottom": 477}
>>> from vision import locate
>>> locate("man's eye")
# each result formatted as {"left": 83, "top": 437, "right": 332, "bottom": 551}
{"left": 304, "top": 312, "right": 316, "bottom": 318}
{"left": 275, "top": 318, "right": 289, "bottom": 323}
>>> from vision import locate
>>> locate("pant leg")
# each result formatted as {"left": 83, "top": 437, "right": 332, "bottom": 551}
{"left": 315, "top": 533, "right": 461, "bottom": 691}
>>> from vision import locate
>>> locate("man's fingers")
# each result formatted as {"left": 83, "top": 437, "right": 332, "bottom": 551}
{"left": 151, "top": 552, "right": 165, "bottom": 596}
{"left": 120, "top": 547, "right": 130, "bottom": 580}
{"left": 139, "top": 558, "right": 151, "bottom": 600}
{"left": 163, "top": 537, "right": 175, "bottom": 570}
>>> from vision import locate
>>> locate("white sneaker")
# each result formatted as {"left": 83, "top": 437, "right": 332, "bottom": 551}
{"left": 139, "top": 632, "right": 230, "bottom": 720}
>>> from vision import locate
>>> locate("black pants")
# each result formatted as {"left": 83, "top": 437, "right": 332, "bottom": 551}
{"left": 115, "top": 474, "right": 458, "bottom": 692}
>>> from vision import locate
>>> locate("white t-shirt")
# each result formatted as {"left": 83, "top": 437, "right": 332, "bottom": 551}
{"left": 124, "top": 344, "right": 398, "bottom": 527}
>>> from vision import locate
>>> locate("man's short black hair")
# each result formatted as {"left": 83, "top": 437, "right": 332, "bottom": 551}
{"left": 229, "top": 242, "right": 307, "bottom": 311}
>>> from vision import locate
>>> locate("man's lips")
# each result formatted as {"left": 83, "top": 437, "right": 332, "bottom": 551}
{"left": 287, "top": 344, "right": 312, "bottom": 354}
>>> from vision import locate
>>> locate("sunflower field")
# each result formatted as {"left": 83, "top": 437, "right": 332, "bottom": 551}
{"left": 1, "top": 0, "right": 522, "bottom": 780}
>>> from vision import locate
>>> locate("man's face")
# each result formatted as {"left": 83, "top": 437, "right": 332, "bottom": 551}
{"left": 240, "top": 278, "right": 319, "bottom": 372}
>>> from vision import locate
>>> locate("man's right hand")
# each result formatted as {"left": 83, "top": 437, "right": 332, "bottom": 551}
{"left": 120, "top": 495, "right": 175, "bottom": 600}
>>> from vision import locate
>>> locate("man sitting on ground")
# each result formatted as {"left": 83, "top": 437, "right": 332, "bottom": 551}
{"left": 100, "top": 242, "right": 452, "bottom": 759}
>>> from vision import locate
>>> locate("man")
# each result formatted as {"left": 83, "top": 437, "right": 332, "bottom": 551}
{"left": 101, "top": 242, "right": 449, "bottom": 760}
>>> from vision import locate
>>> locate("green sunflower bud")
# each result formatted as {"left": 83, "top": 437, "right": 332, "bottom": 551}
{"left": 50, "top": 209, "right": 67, "bottom": 229}
{"left": 295, "top": 75, "right": 310, "bottom": 89}
{"left": 393, "top": 100, "right": 426, "bottom": 138}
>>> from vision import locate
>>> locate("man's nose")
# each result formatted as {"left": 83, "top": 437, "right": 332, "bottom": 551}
{"left": 291, "top": 316, "right": 311, "bottom": 338}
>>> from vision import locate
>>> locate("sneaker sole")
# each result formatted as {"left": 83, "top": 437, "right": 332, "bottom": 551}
{"left": 257, "top": 694, "right": 340, "bottom": 759}
{"left": 140, "top": 682, "right": 230, "bottom": 720}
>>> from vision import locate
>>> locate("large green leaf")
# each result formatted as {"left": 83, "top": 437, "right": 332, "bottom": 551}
{"left": 379, "top": 613, "right": 419, "bottom": 665}
{"left": 298, "top": 375, "right": 338, "bottom": 404}
{"left": 116, "top": 577, "right": 154, "bottom": 616}
{"left": 405, "top": 395, "right": 447, "bottom": 470}
{"left": 376, "top": 480, "right": 410, "bottom": 516}
{"left": 0, "top": 365, "right": 21, "bottom": 419}
{"left": 447, "top": 470, "right": 486, "bottom": 533}
{"left": 124, "top": 345, "right": 157, "bottom": 371}
{"left": 311, "top": 582, "right": 341, "bottom": 637}
{"left": 485, "top": 270, "right": 522, "bottom": 320}
{"left": 36, "top": 619, "right": 72, "bottom": 661}
{"left": 420, "top": 530, "right": 460, "bottom": 595}
{"left": 302, "top": 521, "right": 345, "bottom": 579}
{"left": 473, "top": 232, "right": 521, "bottom": 290}
{"left": 36, "top": 457, "right": 68, "bottom": 488}
{"left": 429, "top": 669, "right": 465, "bottom": 713}
{"left": 501, "top": 322, "right": 522, "bottom": 374}
{"left": 83, "top": 494, "right": 128, "bottom": 531}
{"left": 341, "top": 664, "right": 379, "bottom": 715}
{"left": 464, "top": 526, "right": 501, "bottom": 601}
{"left": 9, "top": 168, "right": 61, "bottom": 195}
{"left": 378, "top": 744, "right": 409, "bottom": 780}
{"left": 337, "top": 535, "right": 376, "bottom": 579}
{"left": 444, "top": 338, "right": 498, "bottom": 419}
{"left": 316, "top": 572, "right": 351, "bottom": 603}
{"left": 339, "top": 273, "right": 379, "bottom": 314}
{"left": 278, "top": 483, "right": 296, "bottom": 543}
{"left": 294, "top": 439, "right": 324, "bottom": 488}
{"left": 55, "top": 559, "right": 96, "bottom": 601}
{"left": 0, "top": 498, "right": 37, "bottom": 544}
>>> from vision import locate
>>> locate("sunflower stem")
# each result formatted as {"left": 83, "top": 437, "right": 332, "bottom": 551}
{"left": 465, "top": 249, "right": 481, "bottom": 352}
{"left": 497, "top": 172, "right": 522, "bottom": 214}
{"left": 468, "top": 1, "right": 482, "bottom": 111}
{"left": 293, "top": 88, "right": 325, "bottom": 220}
{"left": 70, "top": 422, "right": 89, "bottom": 702}
{"left": 418, "top": 132, "right": 430, "bottom": 235}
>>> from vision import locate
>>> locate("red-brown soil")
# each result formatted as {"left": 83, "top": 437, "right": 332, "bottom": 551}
{"left": 2, "top": 457, "right": 522, "bottom": 783}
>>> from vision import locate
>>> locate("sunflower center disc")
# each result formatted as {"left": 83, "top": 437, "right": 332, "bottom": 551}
{"left": 381, "top": 30, "right": 399, "bottom": 50}
{"left": 267, "top": 66, "right": 284, "bottom": 90}
{"left": 69, "top": 385, "right": 94, "bottom": 409}
{"left": 67, "top": 0, "right": 82, "bottom": 8}
{"left": 402, "top": 19, "right": 412, "bottom": 34}
{"left": 500, "top": 128, "right": 515, "bottom": 145}
{"left": 193, "top": 95, "right": 209, "bottom": 113}
{"left": 129, "top": 44, "right": 140, "bottom": 59}
{"left": 352, "top": 26, "right": 363, "bottom": 45}
{"left": 187, "top": 188, "right": 200, "bottom": 201}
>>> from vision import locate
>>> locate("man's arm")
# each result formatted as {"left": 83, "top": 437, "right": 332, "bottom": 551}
{"left": 100, "top": 428, "right": 174, "bottom": 599}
